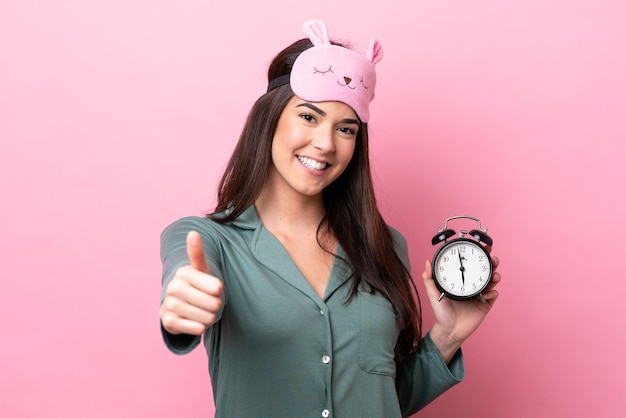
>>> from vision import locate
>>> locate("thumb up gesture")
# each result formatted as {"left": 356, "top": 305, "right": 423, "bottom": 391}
{"left": 159, "top": 231, "right": 224, "bottom": 336}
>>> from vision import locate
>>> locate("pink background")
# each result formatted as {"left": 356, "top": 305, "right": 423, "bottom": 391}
{"left": 2, "top": 1, "right": 625, "bottom": 417}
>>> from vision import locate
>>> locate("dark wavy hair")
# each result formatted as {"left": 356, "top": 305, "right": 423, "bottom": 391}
{"left": 210, "top": 38, "right": 422, "bottom": 359}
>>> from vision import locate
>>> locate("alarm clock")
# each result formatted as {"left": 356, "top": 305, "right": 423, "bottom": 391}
{"left": 431, "top": 216, "right": 493, "bottom": 302}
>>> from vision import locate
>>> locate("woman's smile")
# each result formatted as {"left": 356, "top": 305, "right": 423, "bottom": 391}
{"left": 297, "top": 155, "right": 330, "bottom": 172}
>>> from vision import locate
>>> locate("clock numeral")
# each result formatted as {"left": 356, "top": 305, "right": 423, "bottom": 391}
{"left": 482, "top": 266, "right": 487, "bottom": 272}
{"left": 459, "top": 246, "right": 466, "bottom": 253}
{"left": 443, "top": 256, "right": 449, "bottom": 263}
{"left": 450, "top": 283, "right": 455, "bottom": 289}
{"left": 438, "top": 266, "right": 444, "bottom": 272}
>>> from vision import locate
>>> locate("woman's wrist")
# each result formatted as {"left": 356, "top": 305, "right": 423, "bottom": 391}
{"left": 429, "top": 323, "right": 463, "bottom": 365}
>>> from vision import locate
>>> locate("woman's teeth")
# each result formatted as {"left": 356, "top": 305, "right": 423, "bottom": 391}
{"left": 298, "top": 156, "right": 327, "bottom": 170}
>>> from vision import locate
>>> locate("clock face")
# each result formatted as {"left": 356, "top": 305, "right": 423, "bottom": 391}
{"left": 432, "top": 238, "right": 492, "bottom": 300}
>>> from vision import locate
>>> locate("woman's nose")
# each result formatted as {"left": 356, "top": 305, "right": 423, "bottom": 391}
{"left": 311, "top": 129, "right": 335, "bottom": 154}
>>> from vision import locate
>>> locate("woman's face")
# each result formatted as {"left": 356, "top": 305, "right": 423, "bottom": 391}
{"left": 267, "top": 95, "right": 360, "bottom": 200}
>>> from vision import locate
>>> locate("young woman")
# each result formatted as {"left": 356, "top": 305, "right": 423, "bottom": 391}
{"left": 159, "top": 19, "right": 501, "bottom": 418}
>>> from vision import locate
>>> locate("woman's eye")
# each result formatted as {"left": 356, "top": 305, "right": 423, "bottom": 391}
{"left": 300, "top": 113, "right": 315, "bottom": 122}
{"left": 338, "top": 127, "right": 357, "bottom": 135}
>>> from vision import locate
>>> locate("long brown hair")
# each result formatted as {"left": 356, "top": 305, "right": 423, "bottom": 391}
{"left": 211, "top": 39, "right": 422, "bottom": 359}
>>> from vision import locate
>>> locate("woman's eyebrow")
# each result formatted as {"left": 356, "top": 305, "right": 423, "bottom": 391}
{"left": 296, "top": 102, "right": 326, "bottom": 116}
{"left": 296, "top": 102, "right": 360, "bottom": 125}
{"left": 341, "top": 117, "right": 360, "bottom": 126}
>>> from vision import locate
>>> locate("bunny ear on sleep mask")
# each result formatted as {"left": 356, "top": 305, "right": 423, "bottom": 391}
{"left": 268, "top": 19, "right": 383, "bottom": 123}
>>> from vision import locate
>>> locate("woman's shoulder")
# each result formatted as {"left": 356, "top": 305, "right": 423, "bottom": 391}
{"left": 388, "top": 225, "right": 408, "bottom": 250}
{"left": 387, "top": 225, "right": 411, "bottom": 271}
{"left": 160, "top": 214, "right": 232, "bottom": 248}
{"left": 161, "top": 206, "right": 259, "bottom": 244}
{"left": 162, "top": 215, "right": 219, "bottom": 235}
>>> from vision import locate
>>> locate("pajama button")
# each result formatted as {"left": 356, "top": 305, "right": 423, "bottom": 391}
{"left": 321, "top": 409, "right": 330, "bottom": 417}
{"left": 322, "top": 355, "right": 330, "bottom": 364}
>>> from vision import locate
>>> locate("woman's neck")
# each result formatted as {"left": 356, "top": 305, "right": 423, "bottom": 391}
{"left": 254, "top": 187, "right": 326, "bottom": 236}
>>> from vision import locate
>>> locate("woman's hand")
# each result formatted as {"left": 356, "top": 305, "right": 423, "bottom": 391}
{"left": 159, "top": 231, "right": 224, "bottom": 336}
{"left": 422, "top": 255, "right": 501, "bottom": 363}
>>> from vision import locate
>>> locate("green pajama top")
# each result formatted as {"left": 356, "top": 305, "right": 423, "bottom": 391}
{"left": 160, "top": 206, "right": 464, "bottom": 418}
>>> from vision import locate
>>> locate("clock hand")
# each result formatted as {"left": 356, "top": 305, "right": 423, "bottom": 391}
{"left": 458, "top": 251, "right": 465, "bottom": 285}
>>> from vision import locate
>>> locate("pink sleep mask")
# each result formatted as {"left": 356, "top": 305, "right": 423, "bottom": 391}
{"left": 268, "top": 19, "right": 383, "bottom": 123}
